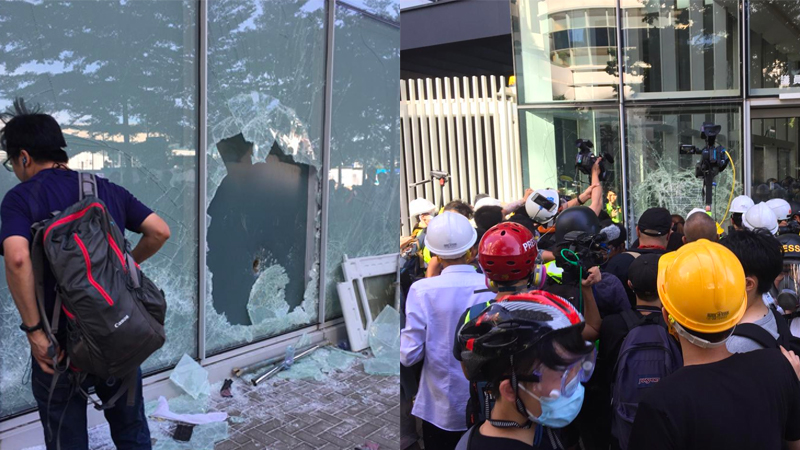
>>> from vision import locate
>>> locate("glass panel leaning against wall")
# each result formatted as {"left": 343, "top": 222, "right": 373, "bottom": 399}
{"left": 0, "top": 0, "right": 198, "bottom": 418}
{"left": 205, "top": 0, "right": 326, "bottom": 354}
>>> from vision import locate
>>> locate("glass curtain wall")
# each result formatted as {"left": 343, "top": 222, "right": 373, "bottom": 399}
{"left": 513, "top": 0, "right": 758, "bottom": 233}
{"left": 0, "top": 1, "right": 199, "bottom": 417}
{"left": 751, "top": 114, "right": 800, "bottom": 201}
{"left": 519, "top": 109, "right": 623, "bottom": 219}
{"left": 325, "top": 4, "right": 401, "bottom": 320}
{"left": 749, "top": 0, "right": 800, "bottom": 96}
{"left": 0, "top": 0, "right": 400, "bottom": 420}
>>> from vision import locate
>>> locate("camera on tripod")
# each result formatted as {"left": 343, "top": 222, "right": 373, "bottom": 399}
{"left": 575, "top": 139, "right": 615, "bottom": 182}
{"left": 678, "top": 122, "right": 731, "bottom": 210}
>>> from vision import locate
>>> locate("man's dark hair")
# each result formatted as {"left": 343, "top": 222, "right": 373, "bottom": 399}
{"left": 721, "top": 229, "right": 783, "bottom": 295}
{"left": 475, "top": 205, "right": 503, "bottom": 231}
{"left": 444, "top": 200, "right": 474, "bottom": 219}
{"left": 731, "top": 212, "right": 743, "bottom": 227}
{"left": 505, "top": 205, "right": 538, "bottom": 235}
{"left": 1, "top": 99, "right": 68, "bottom": 163}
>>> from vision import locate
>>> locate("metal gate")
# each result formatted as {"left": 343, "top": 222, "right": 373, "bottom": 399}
{"left": 400, "top": 75, "right": 522, "bottom": 235}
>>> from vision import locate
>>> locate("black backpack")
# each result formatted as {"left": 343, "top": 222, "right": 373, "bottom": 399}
{"left": 31, "top": 174, "right": 166, "bottom": 429}
{"left": 732, "top": 307, "right": 800, "bottom": 353}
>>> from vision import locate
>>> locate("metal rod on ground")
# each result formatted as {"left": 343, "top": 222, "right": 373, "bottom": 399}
{"left": 233, "top": 344, "right": 318, "bottom": 377}
{"left": 251, "top": 345, "right": 322, "bottom": 386}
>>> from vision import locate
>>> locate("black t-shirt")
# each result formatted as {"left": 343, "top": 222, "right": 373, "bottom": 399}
{"left": 599, "top": 307, "right": 667, "bottom": 381}
{"left": 467, "top": 424, "right": 560, "bottom": 450}
{"left": 604, "top": 248, "right": 667, "bottom": 307}
{"left": 628, "top": 349, "right": 800, "bottom": 450}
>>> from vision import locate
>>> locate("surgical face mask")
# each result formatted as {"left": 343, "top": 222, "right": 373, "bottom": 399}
{"left": 518, "top": 382, "right": 585, "bottom": 429}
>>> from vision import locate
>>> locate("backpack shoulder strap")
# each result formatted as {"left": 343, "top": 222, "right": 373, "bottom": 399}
{"left": 733, "top": 323, "right": 779, "bottom": 349}
{"left": 79, "top": 172, "right": 98, "bottom": 200}
{"left": 620, "top": 308, "right": 641, "bottom": 332}
{"left": 455, "top": 424, "right": 479, "bottom": 450}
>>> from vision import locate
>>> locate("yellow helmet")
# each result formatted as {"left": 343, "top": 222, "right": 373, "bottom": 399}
{"left": 657, "top": 239, "right": 747, "bottom": 334}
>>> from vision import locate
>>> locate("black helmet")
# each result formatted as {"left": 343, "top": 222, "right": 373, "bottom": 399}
{"left": 456, "top": 291, "right": 585, "bottom": 382}
{"left": 791, "top": 201, "right": 800, "bottom": 220}
{"left": 554, "top": 206, "right": 600, "bottom": 243}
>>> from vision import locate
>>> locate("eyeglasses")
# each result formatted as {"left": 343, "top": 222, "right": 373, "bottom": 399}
{"left": 522, "top": 346, "right": 596, "bottom": 398}
{"left": 1, "top": 155, "right": 12, "bottom": 172}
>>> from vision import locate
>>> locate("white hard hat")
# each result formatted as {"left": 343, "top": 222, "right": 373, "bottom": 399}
{"left": 525, "top": 189, "right": 560, "bottom": 224}
{"left": 425, "top": 212, "right": 477, "bottom": 258}
{"left": 474, "top": 197, "right": 502, "bottom": 211}
{"left": 766, "top": 198, "right": 792, "bottom": 221}
{"left": 730, "top": 195, "right": 754, "bottom": 214}
{"left": 743, "top": 202, "right": 779, "bottom": 235}
{"left": 686, "top": 208, "right": 707, "bottom": 219}
{"left": 409, "top": 198, "right": 436, "bottom": 218}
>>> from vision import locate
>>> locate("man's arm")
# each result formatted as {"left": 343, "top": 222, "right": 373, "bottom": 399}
{"left": 3, "top": 236, "right": 60, "bottom": 374}
{"left": 580, "top": 266, "right": 602, "bottom": 341}
{"left": 401, "top": 288, "right": 426, "bottom": 367}
{"left": 130, "top": 213, "right": 170, "bottom": 264}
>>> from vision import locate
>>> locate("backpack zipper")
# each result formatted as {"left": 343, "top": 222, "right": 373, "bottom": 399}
{"left": 74, "top": 233, "right": 114, "bottom": 306}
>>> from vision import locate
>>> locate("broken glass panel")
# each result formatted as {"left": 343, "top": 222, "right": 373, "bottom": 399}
{"left": 625, "top": 105, "right": 743, "bottom": 232}
{"left": 325, "top": 5, "right": 401, "bottom": 320}
{"left": 205, "top": 0, "right": 326, "bottom": 354}
{"left": 0, "top": 0, "right": 198, "bottom": 418}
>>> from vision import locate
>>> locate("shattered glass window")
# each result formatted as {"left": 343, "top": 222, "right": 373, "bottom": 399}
{"left": 0, "top": 1, "right": 198, "bottom": 417}
{"left": 621, "top": 0, "right": 740, "bottom": 99}
{"left": 325, "top": 4, "right": 400, "bottom": 320}
{"left": 625, "top": 105, "right": 743, "bottom": 233}
{"left": 206, "top": 0, "right": 326, "bottom": 353}
{"left": 518, "top": 109, "right": 623, "bottom": 223}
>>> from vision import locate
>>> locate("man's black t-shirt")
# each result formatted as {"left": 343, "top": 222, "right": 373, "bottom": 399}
{"left": 467, "top": 424, "right": 560, "bottom": 450}
{"left": 604, "top": 248, "right": 667, "bottom": 307}
{"left": 628, "top": 349, "right": 800, "bottom": 450}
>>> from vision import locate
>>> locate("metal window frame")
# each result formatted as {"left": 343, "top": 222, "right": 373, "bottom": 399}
{"left": 318, "top": 0, "right": 336, "bottom": 325}
{"left": 198, "top": 0, "right": 208, "bottom": 362}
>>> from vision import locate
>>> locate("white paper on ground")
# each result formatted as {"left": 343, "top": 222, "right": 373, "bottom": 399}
{"left": 151, "top": 396, "right": 228, "bottom": 425}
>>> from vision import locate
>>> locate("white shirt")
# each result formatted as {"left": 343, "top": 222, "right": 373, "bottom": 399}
{"left": 400, "top": 265, "right": 495, "bottom": 431}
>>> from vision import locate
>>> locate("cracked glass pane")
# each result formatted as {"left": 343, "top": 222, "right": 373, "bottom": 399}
{"left": 325, "top": 5, "right": 400, "bottom": 320}
{"left": 0, "top": 1, "right": 198, "bottom": 418}
{"left": 626, "top": 105, "right": 743, "bottom": 232}
{"left": 206, "top": 0, "right": 326, "bottom": 354}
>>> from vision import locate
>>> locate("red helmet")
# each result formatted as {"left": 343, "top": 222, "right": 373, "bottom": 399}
{"left": 479, "top": 222, "right": 539, "bottom": 282}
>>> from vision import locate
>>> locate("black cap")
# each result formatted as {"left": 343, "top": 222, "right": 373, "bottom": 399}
{"left": 628, "top": 253, "right": 661, "bottom": 297}
{"left": 638, "top": 208, "right": 672, "bottom": 237}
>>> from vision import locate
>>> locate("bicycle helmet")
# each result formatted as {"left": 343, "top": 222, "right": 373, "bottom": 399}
{"left": 479, "top": 223, "right": 545, "bottom": 290}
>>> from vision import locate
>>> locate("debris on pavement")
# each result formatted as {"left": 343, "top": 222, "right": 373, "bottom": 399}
{"left": 251, "top": 343, "right": 322, "bottom": 385}
{"left": 172, "top": 424, "right": 194, "bottom": 442}
{"left": 364, "top": 305, "right": 400, "bottom": 376}
{"left": 151, "top": 396, "right": 227, "bottom": 425}
{"left": 220, "top": 378, "right": 233, "bottom": 398}
{"left": 169, "top": 354, "right": 211, "bottom": 400}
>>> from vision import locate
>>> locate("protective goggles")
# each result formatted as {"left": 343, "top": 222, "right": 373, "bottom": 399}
{"left": 519, "top": 346, "right": 596, "bottom": 399}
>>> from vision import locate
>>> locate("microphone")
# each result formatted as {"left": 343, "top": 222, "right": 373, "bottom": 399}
{"left": 598, "top": 224, "right": 621, "bottom": 243}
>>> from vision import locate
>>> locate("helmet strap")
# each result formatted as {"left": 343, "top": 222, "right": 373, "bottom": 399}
{"left": 488, "top": 356, "right": 533, "bottom": 429}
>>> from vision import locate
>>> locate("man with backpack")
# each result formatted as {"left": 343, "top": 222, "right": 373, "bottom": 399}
{"left": 721, "top": 229, "right": 800, "bottom": 353}
{"left": 628, "top": 240, "right": 800, "bottom": 450}
{"left": 599, "top": 254, "right": 682, "bottom": 450}
{"left": 605, "top": 208, "right": 672, "bottom": 307}
{"left": 0, "top": 104, "right": 170, "bottom": 449}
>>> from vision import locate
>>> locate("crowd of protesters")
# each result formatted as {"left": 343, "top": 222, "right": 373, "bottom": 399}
{"left": 400, "top": 158, "right": 800, "bottom": 450}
